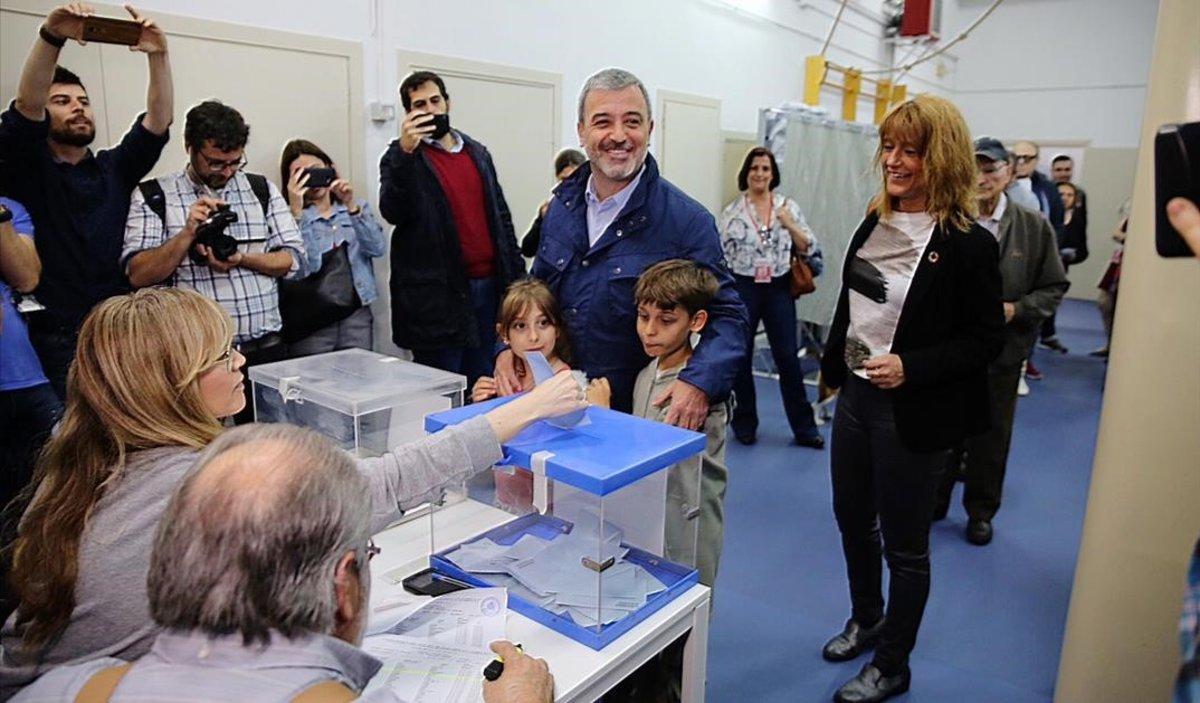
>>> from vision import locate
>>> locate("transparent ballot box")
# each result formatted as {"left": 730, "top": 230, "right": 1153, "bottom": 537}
{"left": 423, "top": 396, "right": 705, "bottom": 650}
{"left": 248, "top": 349, "right": 466, "bottom": 457}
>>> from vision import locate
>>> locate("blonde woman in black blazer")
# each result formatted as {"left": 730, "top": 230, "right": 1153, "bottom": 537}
{"left": 818, "top": 96, "right": 1005, "bottom": 703}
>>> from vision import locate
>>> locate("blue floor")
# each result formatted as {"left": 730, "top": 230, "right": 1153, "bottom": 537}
{"left": 706, "top": 298, "right": 1107, "bottom": 702}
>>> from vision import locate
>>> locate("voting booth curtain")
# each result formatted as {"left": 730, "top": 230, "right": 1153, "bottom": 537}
{"left": 761, "top": 106, "right": 878, "bottom": 326}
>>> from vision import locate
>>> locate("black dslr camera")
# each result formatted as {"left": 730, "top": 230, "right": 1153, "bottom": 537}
{"left": 194, "top": 204, "right": 240, "bottom": 261}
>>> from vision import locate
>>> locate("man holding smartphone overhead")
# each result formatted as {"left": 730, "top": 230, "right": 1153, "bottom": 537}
{"left": 378, "top": 71, "right": 525, "bottom": 387}
{"left": 0, "top": 3, "right": 173, "bottom": 399}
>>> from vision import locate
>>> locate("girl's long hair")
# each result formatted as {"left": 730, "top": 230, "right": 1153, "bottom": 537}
{"left": 6, "top": 288, "right": 232, "bottom": 651}
{"left": 496, "top": 278, "right": 572, "bottom": 366}
{"left": 870, "top": 94, "right": 978, "bottom": 233}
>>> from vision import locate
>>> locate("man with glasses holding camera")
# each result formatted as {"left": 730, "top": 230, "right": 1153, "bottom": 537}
{"left": 123, "top": 100, "right": 304, "bottom": 423}
{"left": 0, "top": 3, "right": 173, "bottom": 399}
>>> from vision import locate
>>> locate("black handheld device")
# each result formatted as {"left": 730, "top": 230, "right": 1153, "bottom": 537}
{"left": 302, "top": 167, "right": 336, "bottom": 188}
{"left": 80, "top": 16, "right": 143, "bottom": 46}
{"left": 426, "top": 113, "right": 451, "bottom": 140}
{"left": 401, "top": 567, "right": 472, "bottom": 597}
{"left": 1155, "top": 120, "right": 1200, "bottom": 258}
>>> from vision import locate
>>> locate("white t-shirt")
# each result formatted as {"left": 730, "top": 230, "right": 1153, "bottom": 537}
{"left": 845, "top": 211, "right": 936, "bottom": 379}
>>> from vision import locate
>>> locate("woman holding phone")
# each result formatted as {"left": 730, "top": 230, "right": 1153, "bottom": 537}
{"left": 279, "top": 139, "right": 385, "bottom": 356}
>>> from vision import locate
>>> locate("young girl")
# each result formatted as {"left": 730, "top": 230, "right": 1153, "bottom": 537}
{"left": 472, "top": 279, "right": 572, "bottom": 402}
{"left": 473, "top": 279, "right": 572, "bottom": 513}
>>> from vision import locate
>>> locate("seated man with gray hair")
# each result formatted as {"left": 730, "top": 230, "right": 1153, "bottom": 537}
{"left": 13, "top": 424, "right": 553, "bottom": 703}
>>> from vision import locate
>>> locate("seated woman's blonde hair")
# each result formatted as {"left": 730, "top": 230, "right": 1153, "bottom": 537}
{"left": 8, "top": 288, "right": 234, "bottom": 650}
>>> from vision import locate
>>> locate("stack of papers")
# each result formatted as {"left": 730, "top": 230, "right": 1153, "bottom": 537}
{"left": 445, "top": 527, "right": 667, "bottom": 627}
{"left": 361, "top": 588, "right": 506, "bottom": 702}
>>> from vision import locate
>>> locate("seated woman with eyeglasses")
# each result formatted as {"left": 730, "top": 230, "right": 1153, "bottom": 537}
{"left": 0, "top": 288, "right": 586, "bottom": 695}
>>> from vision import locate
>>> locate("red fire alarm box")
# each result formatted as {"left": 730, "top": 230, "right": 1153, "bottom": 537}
{"left": 900, "top": 0, "right": 941, "bottom": 39}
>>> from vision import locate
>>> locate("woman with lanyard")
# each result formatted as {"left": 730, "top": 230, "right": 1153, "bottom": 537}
{"left": 719, "top": 146, "right": 824, "bottom": 448}
{"left": 818, "top": 95, "right": 1003, "bottom": 702}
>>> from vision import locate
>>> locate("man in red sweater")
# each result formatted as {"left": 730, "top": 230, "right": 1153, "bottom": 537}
{"left": 379, "top": 71, "right": 524, "bottom": 386}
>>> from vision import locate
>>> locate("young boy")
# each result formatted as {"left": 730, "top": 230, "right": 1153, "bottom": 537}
{"left": 590, "top": 258, "right": 728, "bottom": 588}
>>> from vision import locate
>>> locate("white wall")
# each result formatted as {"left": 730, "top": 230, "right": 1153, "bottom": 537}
{"left": 65, "top": 0, "right": 1159, "bottom": 185}
{"left": 940, "top": 0, "right": 1158, "bottom": 148}
{"left": 124, "top": 0, "right": 950, "bottom": 200}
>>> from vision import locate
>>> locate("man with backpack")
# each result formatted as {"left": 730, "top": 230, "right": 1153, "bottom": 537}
{"left": 123, "top": 100, "right": 304, "bottom": 424}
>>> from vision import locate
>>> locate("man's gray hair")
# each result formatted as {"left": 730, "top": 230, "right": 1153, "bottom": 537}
{"left": 577, "top": 67, "right": 652, "bottom": 124}
{"left": 148, "top": 423, "right": 371, "bottom": 645}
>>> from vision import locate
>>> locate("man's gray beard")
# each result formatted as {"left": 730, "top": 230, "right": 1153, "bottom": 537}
{"left": 588, "top": 150, "right": 645, "bottom": 183}
{"left": 50, "top": 125, "right": 95, "bottom": 148}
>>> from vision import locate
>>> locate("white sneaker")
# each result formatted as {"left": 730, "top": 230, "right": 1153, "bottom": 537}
{"left": 1017, "top": 375, "right": 1030, "bottom": 397}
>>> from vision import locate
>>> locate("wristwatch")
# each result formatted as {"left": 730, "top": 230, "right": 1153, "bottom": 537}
{"left": 39, "top": 25, "right": 67, "bottom": 48}
{"left": 0, "top": 205, "right": 13, "bottom": 225}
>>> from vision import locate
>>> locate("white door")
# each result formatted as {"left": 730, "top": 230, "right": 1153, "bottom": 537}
{"left": 656, "top": 90, "right": 722, "bottom": 215}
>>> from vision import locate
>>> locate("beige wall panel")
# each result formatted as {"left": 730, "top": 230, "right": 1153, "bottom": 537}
{"left": 658, "top": 90, "right": 722, "bottom": 216}
{"left": 98, "top": 38, "right": 354, "bottom": 188}
{"left": 721, "top": 132, "right": 757, "bottom": 212}
{"left": 1055, "top": 0, "right": 1200, "bottom": 699}
{"left": 1069, "top": 147, "right": 1139, "bottom": 301}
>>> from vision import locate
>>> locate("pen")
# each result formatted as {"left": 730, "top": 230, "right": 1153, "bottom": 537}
{"left": 483, "top": 643, "right": 522, "bottom": 682}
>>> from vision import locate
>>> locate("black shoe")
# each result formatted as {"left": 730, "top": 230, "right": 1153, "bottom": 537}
{"left": 833, "top": 664, "right": 911, "bottom": 703}
{"left": 1039, "top": 337, "right": 1069, "bottom": 354}
{"left": 966, "top": 518, "right": 993, "bottom": 546}
{"left": 733, "top": 428, "right": 757, "bottom": 445}
{"left": 794, "top": 434, "right": 825, "bottom": 450}
{"left": 931, "top": 501, "right": 949, "bottom": 522}
{"left": 822, "top": 618, "right": 885, "bottom": 662}
{"left": 1089, "top": 347, "right": 1109, "bottom": 358}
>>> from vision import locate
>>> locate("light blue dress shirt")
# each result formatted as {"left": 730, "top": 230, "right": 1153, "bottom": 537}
{"left": 584, "top": 164, "right": 646, "bottom": 248}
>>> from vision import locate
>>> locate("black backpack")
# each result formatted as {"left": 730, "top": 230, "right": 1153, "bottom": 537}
{"left": 136, "top": 173, "right": 272, "bottom": 227}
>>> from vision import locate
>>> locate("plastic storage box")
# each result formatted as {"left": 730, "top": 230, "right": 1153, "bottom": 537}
{"left": 423, "top": 395, "right": 705, "bottom": 650}
{"left": 248, "top": 349, "right": 466, "bottom": 457}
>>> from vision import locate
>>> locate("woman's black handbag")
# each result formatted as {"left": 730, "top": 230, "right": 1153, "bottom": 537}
{"left": 279, "top": 243, "right": 362, "bottom": 343}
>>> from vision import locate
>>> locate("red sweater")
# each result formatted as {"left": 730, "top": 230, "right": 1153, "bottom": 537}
{"left": 425, "top": 146, "right": 496, "bottom": 278}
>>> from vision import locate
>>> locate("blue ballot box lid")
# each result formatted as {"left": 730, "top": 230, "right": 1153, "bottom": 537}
{"left": 424, "top": 396, "right": 706, "bottom": 496}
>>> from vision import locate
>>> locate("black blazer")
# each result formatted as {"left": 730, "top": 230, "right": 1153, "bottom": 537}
{"left": 821, "top": 212, "right": 1005, "bottom": 452}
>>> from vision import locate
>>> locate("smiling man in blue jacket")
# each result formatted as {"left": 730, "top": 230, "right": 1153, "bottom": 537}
{"left": 494, "top": 68, "right": 748, "bottom": 429}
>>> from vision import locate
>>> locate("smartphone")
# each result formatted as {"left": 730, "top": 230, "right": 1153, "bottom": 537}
{"left": 1155, "top": 121, "right": 1200, "bottom": 258}
{"left": 401, "top": 568, "right": 473, "bottom": 597}
{"left": 302, "top": 167, "right": 336, "bottom": 188}
{"left": 426, "top": 113, "right": 450, "bottom": 138}
{"left": 80, "top": 16, "right": 143, "bottom": 46}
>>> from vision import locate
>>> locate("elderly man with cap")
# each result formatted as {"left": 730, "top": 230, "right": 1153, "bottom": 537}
{"left": 12, "top": 423, "right": 554, "bottom": 702}
{"left": 934, "top": 137, "right": 1068, "bottom": 546}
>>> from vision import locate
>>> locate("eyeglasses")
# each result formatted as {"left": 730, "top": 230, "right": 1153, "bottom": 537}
{"left": 208, "top": 343, "right": 238, "bottom": 372}
{"left": 364, "top": 538, "right": 381, "bottom": 562}
{"left": 1013, "top": 154, "right": 1037, "bottom": 164}
{"left": 978, "top": 164, "right": 1006, "bottom": 176}
{"left": 197, "top": 151, "right": 247, "bottom": 173}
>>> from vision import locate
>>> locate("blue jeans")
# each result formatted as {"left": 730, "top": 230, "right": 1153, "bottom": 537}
{"left": 411, "top": 277, "right": 499, "bottom": 389}
{"left": 26, "top": 316, "right": 77, "bottom": 401}
{"left": 730, "top": 274, "right": 819, "bottom": 441}
{"left": 1, "top": 382, "right": 62, "bottom": 509}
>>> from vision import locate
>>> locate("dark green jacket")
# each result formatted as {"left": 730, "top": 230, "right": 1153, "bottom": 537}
{"left": 994, "top": 199, "right": 1069, "bottom": 369}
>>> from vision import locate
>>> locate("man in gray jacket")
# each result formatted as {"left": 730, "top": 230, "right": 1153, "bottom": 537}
{"left": 935, "top": 137, "right": 1068, "bottom": 546}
